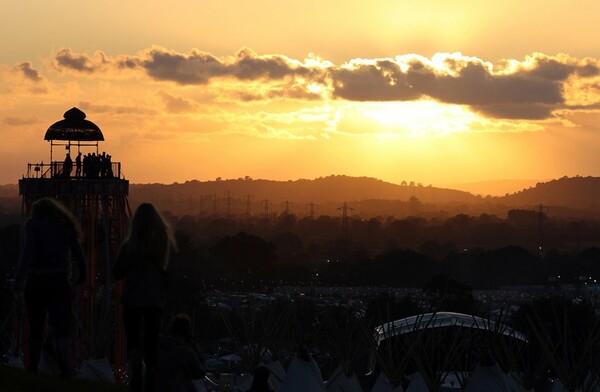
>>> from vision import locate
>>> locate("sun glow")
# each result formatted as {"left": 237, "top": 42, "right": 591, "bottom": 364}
{"left": 336, "top": 101, "right": 479, "bottom": 138}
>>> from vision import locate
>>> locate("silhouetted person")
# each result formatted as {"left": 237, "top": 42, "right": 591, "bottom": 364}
{"left": 91, "top": 153, "right": 99, "bottom": 178}
{"left": 98, "top": 152, "right": 105, "bottom": 178}
{"left": 105, "top": 154, "right": 114, "bottom": 178}
{"left": 14, "top": 198, "right": 86, "bottom": 377}
{"left": 157, "top": 313, "right": 204, "bottom": 392}
{"left": 248, "top": 366, "right": 274, "bottom": 392}
{"left": 99, "top": 152, "right": 111, "bottom": 178}
{"left": 113, "top": 203, "right": 176, "bottom": 392}
{"left": 63, "top": 153, "right": 73, "bottom": 178}
{"left": 75, "top": 152, "right": 82, "bottom": 177}
{"left": 83, "top": 153, "right": 91, "bottom": 178}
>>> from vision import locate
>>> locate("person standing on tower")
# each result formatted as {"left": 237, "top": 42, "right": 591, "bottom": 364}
{"left": 113, "top": 203, "right": 177, "bottom": 392}
{"left": 14, "top": 198, "right": 86, "bottom": 377}
{"left": 75, "top": 152, "right": 82, "bottom": 177}
{"left": 63, "top": 153, "right": 73, "bottom": 178}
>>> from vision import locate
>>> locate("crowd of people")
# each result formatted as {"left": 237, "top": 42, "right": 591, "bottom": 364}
{"left": 13, "top": 199, "right": 274, "bottom": 392}
{"left": 52, "top": 151, "right": 115, "bottom": 179}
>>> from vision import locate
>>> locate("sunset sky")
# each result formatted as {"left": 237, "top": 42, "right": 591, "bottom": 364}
{"left": 1, "top": 0, "right": 599, "bottom": 194}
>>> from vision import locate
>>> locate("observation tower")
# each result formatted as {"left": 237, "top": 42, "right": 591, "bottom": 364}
{"left": 19, "top": 107, "right": 129, "bottom": 377}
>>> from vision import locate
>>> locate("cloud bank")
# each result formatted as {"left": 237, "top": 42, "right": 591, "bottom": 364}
{"left": 48, "top": 47, "right": 600, "bottom": 120}
{"left": 17, "top": 62, "right": 44, "bottom": 82}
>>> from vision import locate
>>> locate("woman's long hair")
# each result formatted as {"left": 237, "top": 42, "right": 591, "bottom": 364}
{"left": 30, "top": 198, "right": 82, "bottom": 239}
{"left": 124, "top": 203, "right": 176, "bottom": 270}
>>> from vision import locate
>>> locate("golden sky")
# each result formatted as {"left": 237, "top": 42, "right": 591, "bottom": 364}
{"left": 1, "top": 0, "right": 599, "bottom": 193}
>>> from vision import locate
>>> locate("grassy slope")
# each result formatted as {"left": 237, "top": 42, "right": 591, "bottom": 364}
{"left": 0, "top": 365, "right": 128, "bottom": 392}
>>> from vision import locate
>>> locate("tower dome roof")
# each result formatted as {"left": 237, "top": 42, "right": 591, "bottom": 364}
{"left": 44, "top": 107, "right": 104, "bottom": 141}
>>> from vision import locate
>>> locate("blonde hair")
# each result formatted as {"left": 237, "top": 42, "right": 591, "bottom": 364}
{"left": 30, "top": 198, "right": 82, "bottom": 239}
{"left": 124, "top": 203, "right": 176, "bottom": 270}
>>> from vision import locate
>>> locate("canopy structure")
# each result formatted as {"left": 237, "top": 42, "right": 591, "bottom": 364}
{"left": 44, "top": 107, "right": 104, "bottom": 141}
{"left": 373, "top": 312, "right": 528, "bottom": 345}
{"left": 367, "top": 312, "right": 529, "bottom": 374}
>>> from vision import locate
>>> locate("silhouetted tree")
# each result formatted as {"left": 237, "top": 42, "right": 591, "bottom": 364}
{"left": 422, "top": 274, "right": 479, "bottom": 314}
{"left": 211, "top": 232, "right": 276, "bottom": 288}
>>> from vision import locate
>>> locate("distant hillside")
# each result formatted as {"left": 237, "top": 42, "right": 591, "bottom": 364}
{"left": 0, "top": 177, "right": 482, "bottom": 217}
{"left": 0, "top": 184, "right": 18, "bottom": 197}
{"left": 445, "top": 179, "right": 542, "bottom": 197}
{"left": 130, "top": 175, "right": 480, "bottom": 213}
{"left": 132, "top": 176, "right": 479, "bottom": 203}
{"left": 5, "top": 176, "right": 600, "bottom": 218}
{"left": 499, "top": 176, "right": 600, "bottom": 211}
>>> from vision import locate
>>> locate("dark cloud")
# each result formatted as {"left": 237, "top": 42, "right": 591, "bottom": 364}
{"left": 576, "top": 63, "right": 600, "bottom": 77}
{"left": 16, "top": 62, "right": 43, "bottom": 82}
{"left": 331, "top": 60, "right": 424, "bottom": 101}
{"left": 526, "top": 57, "right": 577, "bottom": 80}
{"left": 142, "top": 49, "right": 224, "bottom": 84}
{"left": 136, "top": 47, "right": 321, "bottom": 85}
{"left": 331, "top": 54, "right": 597, "bottom": 119}
{"left": 230, "top": 48, "right": 315, "bottom": 80}
{"left": 55, "top": 49, "right": 104, "bottom": 73}
{"left": 471, "top": 103, "right": 556, "bottom": 120}
{"left": 52, "top": 47, "right": 599, "bottom": 120}
{"left": 3, "top": 116, "right": 38, "bottom": 126}
{"left": 441, "top": 63, "right": 563, "bottom": 105}
{"left": 116, "top": 57, "right": 140, "bottom": 69}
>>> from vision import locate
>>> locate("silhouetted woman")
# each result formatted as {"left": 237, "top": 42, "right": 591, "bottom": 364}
{"left": 15, "top": 198, "right": 86, "bottom": 377}
{"left": 113, "top": 203, "right": 176, "bottom": 392}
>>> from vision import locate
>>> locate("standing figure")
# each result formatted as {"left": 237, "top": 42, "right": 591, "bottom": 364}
{"left": 14, "top": 198, "right": 86, "bottom": 377}
{"left": 75, "top": 152, "right": 82, "bottom": 177}
{"left": 106, "top": 155, "right": 114, "bottom": 178}
{"left": 113, "top": 203, "right": 176, "bottom": 392}
{"left": 63, "top": 153, "right": 73, "bottom": 178}
{"left": 90, "top": 153, "right": 98, "bottom": 178}
{"left": 157, "top": 313, "right": 205, "bottom": 392}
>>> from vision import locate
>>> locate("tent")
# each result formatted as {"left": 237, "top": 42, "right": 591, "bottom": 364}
{"left": 326, "top": 365, "right": 363, "bottom": 392}
{"left": 279, "top": 356, "right": 325, "bottom": 392}
{"left": 405, "top": 373, "right": 428, "bottom": 392}
{"left": 371, "top": 372, "right": 403, "bottom": 392}
{"left": 233, "top": 360, "right": 286, "bottom": 392}
{"left": 463, "top": 363, "right": 513, "bottom": 392}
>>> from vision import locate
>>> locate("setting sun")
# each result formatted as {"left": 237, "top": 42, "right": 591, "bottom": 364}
{"left": 347, "top": 101, "right": 478, "bottom": 138}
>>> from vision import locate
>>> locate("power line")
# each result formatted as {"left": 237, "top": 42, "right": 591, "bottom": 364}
{"left": 337, "top": 201, "right": 355, "bottom": 240}
{"left": 306, "top": 202, "right": 318, "bottom": 219}
{"left": 261, "top": 199, "right": 271, "bottom": 218}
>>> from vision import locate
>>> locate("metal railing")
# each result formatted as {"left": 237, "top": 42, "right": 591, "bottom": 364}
{"left": 25, "top": 161, "right": 122, "bottom": 179}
